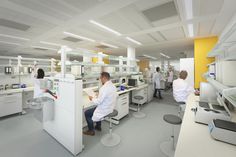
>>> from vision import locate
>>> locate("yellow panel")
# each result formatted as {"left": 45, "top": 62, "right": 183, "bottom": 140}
{"left": 138, "top": 60, "right": 149, "bottom": 72}
{"left": 194, "top": 36, "right": 218, "bottom": 88}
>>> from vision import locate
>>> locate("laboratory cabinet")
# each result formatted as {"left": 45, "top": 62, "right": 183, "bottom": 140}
{"left": 0, "top": 92, "right": 22, "bottom": 117}
{"left": 113, "top": 92, "right": 129, "bottom": 120}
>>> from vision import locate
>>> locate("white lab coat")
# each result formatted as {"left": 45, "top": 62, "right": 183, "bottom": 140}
{"left": 153, "top": 72, "right": 164, "bottom": 89}
{"left": 92, "top": 80, "right": 117, "bottom": 122}
{"left": 167, "top": 71, "right": 173, "bottom": 83}
{"left": 33, "top": 79, "right": 44, "bottom": 98}
{"left": 173, "top": 78, "right": 194, "bottom": 103}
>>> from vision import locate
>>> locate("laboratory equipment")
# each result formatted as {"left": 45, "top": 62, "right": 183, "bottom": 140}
{"left": 119, "top": 77, "right": 127, "bottom": 85}
{"left": 128, "top": 79, "right": 137, "bottom": 87}
{"left": 12, "top": 84, "right": 20, "bottom": 89}
{"left": 194, "top": 101, "right": 230, "bottom": 125}
{"left": 209, "top": 119, "right": 236, "bottom": 145}
{"left": 131, "top": 74, "right": 145, "bottom": 86}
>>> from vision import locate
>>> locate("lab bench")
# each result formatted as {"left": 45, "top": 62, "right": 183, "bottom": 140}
{"left": 0, "top": 87, "right": 34, "bottom": 118}
{"left": 174, "top": 94, "right": 236, "bottom": 157}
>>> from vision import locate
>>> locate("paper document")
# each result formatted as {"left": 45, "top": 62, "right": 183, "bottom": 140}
{"left": 84, "top": 89, "right": 96, "bottom": 97}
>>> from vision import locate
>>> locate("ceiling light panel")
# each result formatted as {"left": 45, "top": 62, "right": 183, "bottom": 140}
{"left": 0, "top": 40, "right": 21, "bottom": 46}
{"left": 63, "top": 31, "right": 95, "bottom": 42}
{"left": 100, "top": 42, "right": 118, "bottom": 48}
{"left": 0, "top": 33, "right": 30, "bottom": 41}
{"left": 31, "top": 46, "right": 58, "bottom": 51}
{"left": 89, "top": 20, "right": 122, "bottom": 36}
{"left": 40, "top": 41, "right": 62, "bottom": 47}
{"left": 126, "top": 37, "right": 142, "bottom": 45}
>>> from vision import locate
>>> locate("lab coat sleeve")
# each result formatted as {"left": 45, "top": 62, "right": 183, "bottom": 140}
{"left": 91, "top": 89, "right": 106, "bottom": 106}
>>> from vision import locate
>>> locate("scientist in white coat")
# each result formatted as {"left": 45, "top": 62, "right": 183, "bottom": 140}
{"left": 153, "top": 67, "right": 164, "bottom": 99}
{"left": 84, "top": 72, "right": 117, "bottom": 136}
{"left": 173, "top": 70, "right": 194, "bottom": 103}
{"left": 33, "top": 68, "right": 45, "bottom": 98}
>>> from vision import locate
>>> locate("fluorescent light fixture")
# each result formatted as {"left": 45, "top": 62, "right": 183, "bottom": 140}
{"left": 187, "top": 24, "right": 194, "bottom": 37}
{"left": 160, "top": 53, "right": 170, "bottom": 59}
{"left": 184, "top": 0, "right": 193, "bottom": 20}
{"left": 100, "top": 42, "right": 118, "bottom": 48}
{"left": 31, "top": 46, "right": 58, "bottom": 51}
{"left": 143, "top": 54, "right": 157, "bottom": 60}
{"left": 89, "top": 20, "right": 122, "bottom": 36}
{"left": 0, "top": 40, "right": 21, "bottom": 46}
{"left": 63, "top": 31, "right": 95, "bottom": 42}
{"left": 0, "top": 33, "right": 30, "bottom": 41}
{"left": 40, "top": 41, "right": 62, "bottom": 47}
{"left": 126, "top": 37, "right": 142, "bottom": 45}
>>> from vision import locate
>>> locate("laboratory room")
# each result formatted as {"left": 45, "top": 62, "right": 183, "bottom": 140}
{"left": 1, "top": 0, "right": 236, "bottom": 157}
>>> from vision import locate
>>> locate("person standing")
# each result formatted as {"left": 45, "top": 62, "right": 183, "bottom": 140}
{"left": 153, "top": 67, "right": 164, "bottom": 99}
{"left": 166, "top": 68, "right": 174, "bottom": 90}
{"left": 83, "top": 72, "right": 117, "bottom": 136}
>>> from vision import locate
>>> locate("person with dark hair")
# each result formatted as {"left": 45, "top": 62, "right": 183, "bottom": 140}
{"left": 33, "top": 68, "right": 45, "bottom": 98}
{"left": 173, "top": 70, "right": 194, "bottom": 103}
{"left": 153, "top": 67, "right": 164, "bottom": 99}
{"left": 83, "top": 72, "right": 117, "bottom": 136}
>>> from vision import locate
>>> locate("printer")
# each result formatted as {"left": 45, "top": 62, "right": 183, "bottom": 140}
{"left": 209, "top": 119, "right": 236, "bottom": 145}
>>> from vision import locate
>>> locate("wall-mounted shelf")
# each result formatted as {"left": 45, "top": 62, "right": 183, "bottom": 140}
{"left": 207, "top": 78, "right": 229, "bottom": 93}
{"left": 223, "top": 87, "right": 236, "bottom": 107}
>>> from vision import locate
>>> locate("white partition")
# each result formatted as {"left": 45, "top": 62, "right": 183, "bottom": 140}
{"left": 179, "top": 58, "right": 194, "bottom": 87}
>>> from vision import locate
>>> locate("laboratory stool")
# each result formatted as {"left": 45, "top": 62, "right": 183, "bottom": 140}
{"left": 133, "top": 96, "right": 146, "bottom": 118}
{"left": 177, "top": 102, "right": 186, "bottom": 117}
{"left": 101, "top": 110, "right": 121, "bottom": 147}
{"left": 160, "top": 114, "right": 182, "bottom": 157}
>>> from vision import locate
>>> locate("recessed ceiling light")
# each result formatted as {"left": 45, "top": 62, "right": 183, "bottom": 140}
{"left": 143, "top": 54, "right": 157, "bottom": 60}
{"left": 100, "top": 42, "right": 118, "bottom": 48}
{"left": 0, "top": 40, "right": 22, "bottom": 46}
{"left": 89, "top": 20, "right": 122, "bottom": 36}
{"left": 160, "top": 53, "right": 170, "bottom": 59}
{"left": 184, "top": 0, "right": 193, "bottom": 20}
{"left": 126, "top": 37, "right": 142, "bottom": 45}
{"left": 40, "top": 41, "right": 62, "bottom": 47}
{"left": 63, "top": 31, "right": 95, "bottom": 42}
{"left": 187, "top": 24, "right": 194, "bottom": 37}
{"left": 31, "top": 46, "right": 58, "bottom": 51}
{"left": 0, "top": 33, "right": 30, "bottom": 41}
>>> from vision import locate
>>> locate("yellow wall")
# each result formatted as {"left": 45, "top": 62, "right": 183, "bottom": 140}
{"left": 138, "top": 60, "right": 149, "bottom": 72}
{"left": 194, "top": 36, "right": 217, "bottom": 88}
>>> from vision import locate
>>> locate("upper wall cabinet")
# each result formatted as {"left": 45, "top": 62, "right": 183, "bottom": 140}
{"left": 208, "top": 14, "right": 236, "bottom": 59}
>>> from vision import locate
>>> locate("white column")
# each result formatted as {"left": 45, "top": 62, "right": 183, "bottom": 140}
{"left": 127, "top": 47, "right": 136, "bottom": 73}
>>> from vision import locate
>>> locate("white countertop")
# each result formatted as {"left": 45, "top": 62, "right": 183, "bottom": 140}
{"left": 175, "top": 94, "right": 236, "bottom": 157}
{"left": 0, "top": 87, "right": 34, "bottom": 95}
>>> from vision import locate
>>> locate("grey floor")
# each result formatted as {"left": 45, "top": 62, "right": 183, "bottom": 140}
{"left": 0, "top": 91, "right": 180, "bottom": 157}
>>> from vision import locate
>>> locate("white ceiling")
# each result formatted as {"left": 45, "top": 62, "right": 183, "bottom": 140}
{"left": 0, "top": 0, "right": 235, "bottom": 60}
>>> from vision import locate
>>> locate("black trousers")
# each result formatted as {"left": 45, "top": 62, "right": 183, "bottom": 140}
{"left": 154, "top": 89, "right": 162, "bottom": 98}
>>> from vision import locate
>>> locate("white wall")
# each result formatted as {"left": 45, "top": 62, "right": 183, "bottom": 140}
{"left": 180, "top": 58, "right": 194, "bottom": 87}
